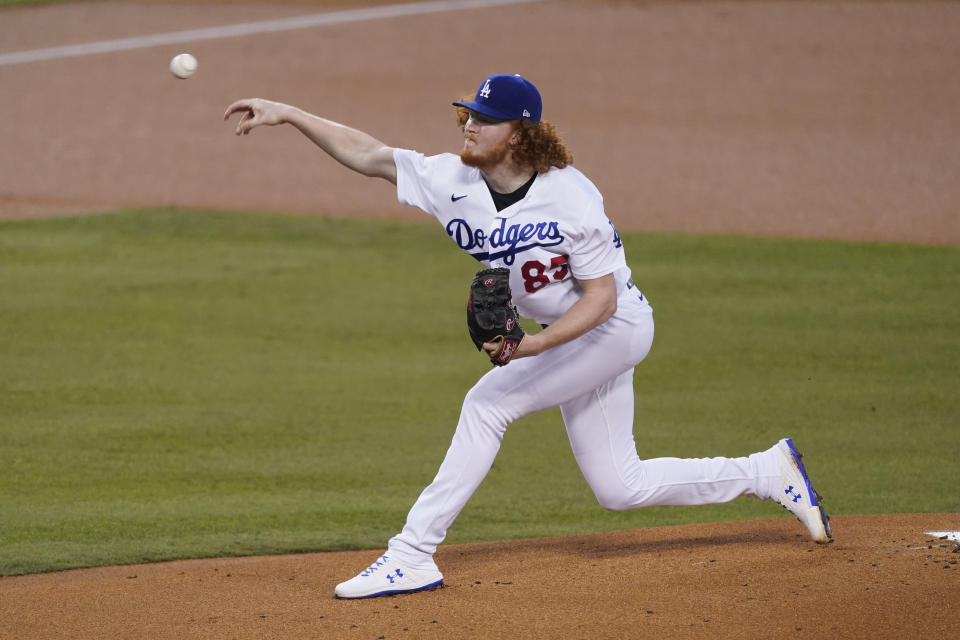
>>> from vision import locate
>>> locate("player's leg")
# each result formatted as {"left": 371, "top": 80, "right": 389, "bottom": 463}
{"left": 336, "top": 295, "right": 827, "bottom": 597}
{"left": 559, "top": 369, "right": 831, "bottom": 542}
{"left": 559, "top": 371, "right": 780, "bottom": 510}
{"left": 381, "top": 298, "right": 658, "bottom": 574}
{"left": 381, "top": 357, "right": 564, "bottom": 573}
{"left": 335, "top": 361, "right": 534, "bottom": 598}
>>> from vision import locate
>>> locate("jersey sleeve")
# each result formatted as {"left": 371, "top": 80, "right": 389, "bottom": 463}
{"left": 566, "top": 200, "right": 627, "bottom": 280}
{"left": 394, "top": 148, "right": 439, "bottom": 217}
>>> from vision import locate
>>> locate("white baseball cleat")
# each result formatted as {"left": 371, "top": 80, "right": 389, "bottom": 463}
{"left": 774, "top": 438, "right": 833, "bottom": 543}
{"left": 334, "top": 554, "right": 444, "bottom": 599}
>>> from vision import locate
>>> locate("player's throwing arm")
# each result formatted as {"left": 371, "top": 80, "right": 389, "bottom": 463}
{"left": 224, "top": 98, "right": 397, "bottom": 183}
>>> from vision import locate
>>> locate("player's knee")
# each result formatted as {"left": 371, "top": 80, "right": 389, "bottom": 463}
{"left": 594, "top": 489, "right": 633, "bottom": 512}
{"left": 459, "top": 387, "right": 510, "bottom": 437}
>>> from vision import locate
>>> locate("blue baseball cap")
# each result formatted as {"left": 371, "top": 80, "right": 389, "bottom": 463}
{"left": 453, "top": 74, "right": 542, "bottom": 123}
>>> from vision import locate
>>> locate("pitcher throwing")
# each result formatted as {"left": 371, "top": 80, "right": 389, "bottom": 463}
{"left": 224, "top": 73, "right": 832, "bottom": 599}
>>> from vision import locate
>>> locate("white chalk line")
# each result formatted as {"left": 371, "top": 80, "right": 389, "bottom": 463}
{"left": 0, "top": 0, "right": 543, "bottom": 67}
{"left": 924, "top": 530, "right": 960, "bottom": 542}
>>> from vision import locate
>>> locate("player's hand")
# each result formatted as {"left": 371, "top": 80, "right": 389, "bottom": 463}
{"left": 482, "top": 334, "right": 543, "bottom": 361}
{"left": 223, "top": 98, "right": 290, "bottom": 135}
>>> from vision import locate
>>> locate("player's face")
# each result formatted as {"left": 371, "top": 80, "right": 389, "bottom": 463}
{"left": 460, "top": 111, "right": 517, "bottom": 170}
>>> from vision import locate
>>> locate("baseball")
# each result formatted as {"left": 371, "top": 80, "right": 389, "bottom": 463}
{"left": 169, "top": 53, "right": 197, "bottom": 79}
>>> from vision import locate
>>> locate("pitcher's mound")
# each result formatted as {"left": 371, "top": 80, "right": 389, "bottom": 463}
{"left": 2, "top": 514, "right": 957, "bottom": 639}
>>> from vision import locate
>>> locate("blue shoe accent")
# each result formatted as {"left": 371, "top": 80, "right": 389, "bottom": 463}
{"left": 336, "top": 578, "right": 444, "bottom": 600}
{"left": 781, "top": 437, "right": 832, "bottom": 540}
{"left": 783, "top": 438, "right": 820, "bottom": 507}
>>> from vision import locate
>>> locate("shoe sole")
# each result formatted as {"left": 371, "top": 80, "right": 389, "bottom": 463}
{"left": 782, "top": 438, "right": 833, "bottom": 542}
{"left": 334, "top": 579, "right": 444, "bottom": 600}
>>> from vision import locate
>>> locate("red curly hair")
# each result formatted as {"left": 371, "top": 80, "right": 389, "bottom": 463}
{"left": 454, "top": 104, "right": 573, "bottom": 173}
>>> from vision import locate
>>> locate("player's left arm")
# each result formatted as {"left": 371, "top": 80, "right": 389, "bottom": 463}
{"left": 483, "top": 273, "right": 617, "bottom": 359}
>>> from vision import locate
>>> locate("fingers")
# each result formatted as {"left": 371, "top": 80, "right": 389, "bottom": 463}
{"left": 223, "top": 99, "right": 257, "bottom": 136}
{"left": 223, "top": 99, "right": 250, "bottom": 120}
{"left": 482, "top": 339, "right": 502, "bottom": 356}
{"left": 237, "top": 110, "right": 252, "bottom": 135}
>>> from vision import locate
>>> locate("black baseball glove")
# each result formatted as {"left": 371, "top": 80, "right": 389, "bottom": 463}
{"left": 467, "top": 267, "right": 525, "bottom": 366}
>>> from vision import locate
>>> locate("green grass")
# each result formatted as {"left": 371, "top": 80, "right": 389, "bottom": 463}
{"left": 0, "top": 0, "right": 67, "bottom": 7}
{"left": 1, "top": 209, "right": 957, "bottom": 575}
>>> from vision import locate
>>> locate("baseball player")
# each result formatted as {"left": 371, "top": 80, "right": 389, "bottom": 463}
{"left": 224, "top": 73, "right": 832, "bottom": 600}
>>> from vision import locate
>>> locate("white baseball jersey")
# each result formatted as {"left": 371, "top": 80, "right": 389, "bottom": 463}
{"left": 394, "top": 149, "right": 633, "bottom": 325}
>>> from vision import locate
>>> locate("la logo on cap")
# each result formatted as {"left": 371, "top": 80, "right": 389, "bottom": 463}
{"left": 479, "top": 79, "right": 492, "bottom": 99}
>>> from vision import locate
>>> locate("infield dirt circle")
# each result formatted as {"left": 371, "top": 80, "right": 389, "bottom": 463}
{"left": 1, "top": 1, "right": 958, "bottom": 638}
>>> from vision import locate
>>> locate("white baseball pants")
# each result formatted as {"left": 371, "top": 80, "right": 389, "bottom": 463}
{"left": 388, "top": 291, "right": 781, "bottom": 570}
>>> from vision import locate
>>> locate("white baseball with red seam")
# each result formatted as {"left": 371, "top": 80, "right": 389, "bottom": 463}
{"left": 169, "top": 53, "right": 197, "bottom": 79}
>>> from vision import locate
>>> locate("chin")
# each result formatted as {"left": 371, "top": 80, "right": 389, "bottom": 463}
{"left": 459, "top": 150, "right": 486, "bottom": 169}
{"left": 459, "top": 138, "right": 510, "bottom": 170}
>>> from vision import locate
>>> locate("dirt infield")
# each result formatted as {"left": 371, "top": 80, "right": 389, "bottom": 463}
{"left": 1, "top": 1, "right": 959, "bottom": 638}
{"left": 2, "top": 0, "right": 959, "bottom": 244}
{"left": 2, "top": 515, "right": 958, "bottom": 639}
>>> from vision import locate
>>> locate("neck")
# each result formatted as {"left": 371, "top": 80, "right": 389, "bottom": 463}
{"left": 480, "top": 158, "right": 535, "bottom": 194}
